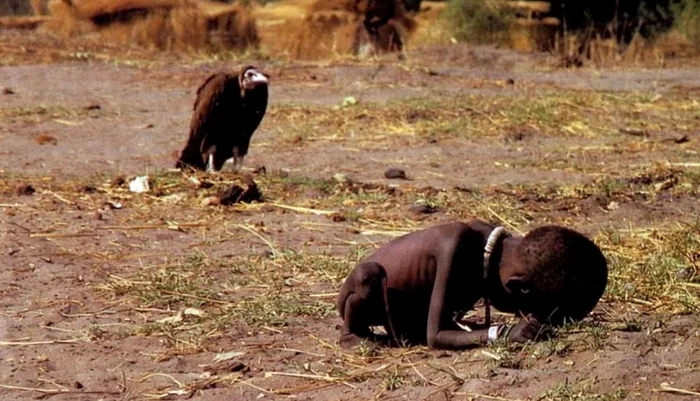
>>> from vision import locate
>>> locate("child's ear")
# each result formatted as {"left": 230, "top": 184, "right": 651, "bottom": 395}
{"left": 504, "top": 276, "right": 531, "bottom": 296}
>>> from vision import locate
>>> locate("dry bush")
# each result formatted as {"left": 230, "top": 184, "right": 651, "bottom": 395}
{"left": 70, "top": 0, "right": 180, "bottom": 19}
{"left": 255, "top": 0, "right": 417, "bottom": 59}
{"left": 295, "top": 10, "right": 360, "bottom": 59}
{"left": 96, "top": 7, "right": 168, "bottom": 49}
{"left": 445, "top": 0, "right": 512, "bottom": 45}
{"left": 41, "top": 0, "right": 258, "bottom": 52}
{"left": 558, "top": 22, "right": 699, "bottom": 67}
{"left": 672, "top": 0, "right": 700, "bottom": 51}
{"left": 580, "top": 31, "right": 698, "bottom": 65}
{"left": 654, "top": 29, "right": 699, "bottom": 58}
{"left": 42, "top": 0, "right": 96, "bottom": 37}
{"left": 206, "top": 4, "right": 259, "bottom": 51}
{"left": 252, "top": 0, "right": 308, "bottom": 58}
{"left": 302, "top": 0, "right": 368, "bottom": 59}
{"left": 0, "top": 0, "right": 32, "bottom": 15}
{"left": 31, "top": 0, "right": 49, "bottom": 15}
{"left": 556, "top": 0, "right": 700, "bottom": 63}
{"left": 584, "top": 34, "right": 656, "bottom": 65}
{"left": 308, "top": 0, "right": 359, "bottom": 12}
{"left": 410, "top": 1, "right": 451, "bottom": 47}
{"left": 253, "top": 0, "right": 361, "bottom": 59}
{"left": 170, "top": 5, "right": 208, "bottom": 50}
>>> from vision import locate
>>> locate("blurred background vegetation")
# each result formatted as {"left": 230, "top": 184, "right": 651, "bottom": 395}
{"left": 0, "top": 0, "right": 33, "bottom": 15}
{"left": 1, "top": 0, "right": 699, "bottom": 57}
{"left": 446, "top": 0, "right": 700, "bottom": 50}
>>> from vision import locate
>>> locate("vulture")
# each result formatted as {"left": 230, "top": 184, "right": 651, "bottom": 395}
{"left": 176, "top": 65, "right": 269, "bottom": 172}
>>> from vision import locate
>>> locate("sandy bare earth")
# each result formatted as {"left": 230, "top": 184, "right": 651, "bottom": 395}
{"left": 1, "top": 31, "right": 699, "bottom": 401}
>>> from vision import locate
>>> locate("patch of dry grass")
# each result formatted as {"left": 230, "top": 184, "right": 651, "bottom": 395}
{"left": 52, "top": 161, "right": 692, "bottom": 360}
{"left": 0, "top": 104, "right": 93, "bottom": 123}
{"left": 1, "top": 73, "right": 698, "bottom": 399}
{"left": 541, "top": 378, "right": 627, "bottom": 401}
{"left": 265, "top": 91, "right": 700, "bottom": 145}
{"left": 598, "top": 220, "right": 700, "bottom": 313}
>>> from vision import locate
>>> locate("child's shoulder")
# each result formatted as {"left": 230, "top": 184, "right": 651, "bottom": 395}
{"left": 431, "top": 220, "right": 492, "bottom": 237}
{"left": 419, "top": 221, "right": 487, "bottom": 245}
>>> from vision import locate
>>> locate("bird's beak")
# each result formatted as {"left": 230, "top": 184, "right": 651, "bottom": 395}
{"left": 248, "top": 71, "right": 269, "bottom": 85}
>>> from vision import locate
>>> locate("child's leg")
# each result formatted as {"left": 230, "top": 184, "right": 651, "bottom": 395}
{"left": 338, "top": 262, "right": 394, "bottom": 347}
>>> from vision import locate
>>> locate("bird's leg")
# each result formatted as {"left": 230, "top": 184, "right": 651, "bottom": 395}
{"left": 205, "top": 153, "right": 215, "bottom": 173}
{"left": 231, "top": 147, "right": 243, "bottom": 171}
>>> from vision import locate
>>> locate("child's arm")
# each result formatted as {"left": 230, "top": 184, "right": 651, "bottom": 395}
{"left": 427, "top": 311, "right": 546, "bottom": 349}
{"left": 425, "top": 233, "right": 545, "bottom": 349}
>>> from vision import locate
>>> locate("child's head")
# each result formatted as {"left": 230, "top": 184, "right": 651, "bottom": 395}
{"left": 499, "top": 226, "right": 608, "bottom": 324}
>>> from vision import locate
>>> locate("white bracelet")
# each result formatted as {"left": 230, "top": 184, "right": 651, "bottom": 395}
{"left": 487, "top": 325, "right": 502, "bottom": 342}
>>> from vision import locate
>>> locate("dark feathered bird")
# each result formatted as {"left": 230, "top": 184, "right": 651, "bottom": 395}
{"left": 176, "top": 65, "right": 269, "bottom": 172}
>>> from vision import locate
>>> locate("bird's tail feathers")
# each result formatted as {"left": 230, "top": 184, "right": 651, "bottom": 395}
{"left": 176, "top": 143, "right": 205, "bottom": 170}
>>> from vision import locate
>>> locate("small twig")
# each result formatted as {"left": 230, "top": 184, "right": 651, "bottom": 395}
{"left": 0, "top": 339, "right": 81, "bottom": 346}
{"left": 426, "top": 363, "right": 466, "bottom": 385}
{"left": 137, "top": 373, "right": 184, "bottom": 387}
{"left": 619, "top": 127, "right": 649, "bottom": 137}
{"left": 485, "top": 205, "right": 524, "bottom": 235}
{"left": 52, "top": 119, "right": 83, "bottom": 126}
{"left": 261, "top": 325, "right": 284, "bottom": 334}
{"left": 108, "top": 274, "right": 151, "bottom": 285}
{"left": 360, "top": 229, "right": 410, "bottom": 237}
{"left": 268, "top": 203, "right": 337, "bottom": 216}
{"left": 0, "top": 384, "right": 59, "bottom": 394}
{"left": 0, "top": 384, "right": 120, "bottom": 399}
{"left": 4, "top": 300, "right": 83, "bottom": 316}
{"left": 0, "top": 203, "right": 26, "bottom": 208}
{"left": 33, "top": 381, "right": 68, "bottom": 396}
{"left": 232, "top": 224, "right": 278, "bottom": 256}
{"left": 159, "top": 290, "right": 231, "bottom": 305}
{"left": 37, "top": 390, "right": 123, "bottom": 399}
{"left": 60, "top": 305, "right": 117, "bottom": 318}
{"left": 118, "top": 369, "right": 127, "bottom": 394}
{"left": 273, "top": 381, "right": 337, "bottom": 395}
{"left": 309, "top": 292, "right": 339, "bottom": 298}
{"left": 40, "top": 325, "right": 81, "bottom": 334}
{"left": 406, "top": 358, "right": 439, "bottom": 386}
{"left": 464, "top": 106, "right": 497, "bottom": 125}
{"left": 44, "top": 191, "right": 76, "bottom": 205}
{"left": 30, "top": 231, "right": 96, "bottom": 239}
{"left": 562, "top": 100, "right": 603, "bottom": 112}
{"left": 481, "top": 350, "right": 502, "bottom": 361}
{"left": 452, "top": 393, "right": 524, "bottom": 401}
{"left": 233, "top": 378, "right": 275, "bottom": 395}
{"left": 8, "top": 222, "right": 32, "bottom": 233}
{"left": 264, "top": 372, "right": 356, "bottom": 389}
{"left": 306, "top": 332, "right": 339, "bottom": 351}
{"left": 654, "top": 383, "right": 700, "bottom": 396}
{"left": 629, "top": 298, "right": 655, "bottom": 306}
{"left": 274, "top": 348, "right": 326, "bottom": 357}
{"left": 99, "top": 222, "right": 207, "bottom": 231}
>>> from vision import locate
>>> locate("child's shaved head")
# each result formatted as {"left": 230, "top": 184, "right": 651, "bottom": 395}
{"left": 515, "top": 226, "right": 608, "bottom": 324}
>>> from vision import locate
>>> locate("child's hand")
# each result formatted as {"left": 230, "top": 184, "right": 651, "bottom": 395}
{"left": 506, "top": 314, "right": 549, "bottom": 343}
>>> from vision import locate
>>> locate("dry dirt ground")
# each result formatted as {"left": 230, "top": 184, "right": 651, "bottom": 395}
{"left": 1, "top": 30, "right": 699, "bottom": 401}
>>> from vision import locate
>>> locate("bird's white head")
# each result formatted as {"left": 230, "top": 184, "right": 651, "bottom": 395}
{"left": 240, "top": 66, "right": 269, "bottom": 91}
